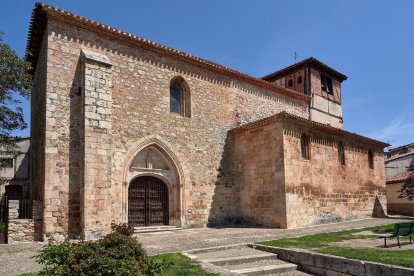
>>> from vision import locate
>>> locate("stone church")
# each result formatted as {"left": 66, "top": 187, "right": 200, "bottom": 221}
{"left": 27, "top": 3, "right": 388, "bottom": 240}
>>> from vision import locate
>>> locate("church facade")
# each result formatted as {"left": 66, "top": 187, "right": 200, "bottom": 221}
{"left": 27, "top": 3, "right": 388, "bottom": 240}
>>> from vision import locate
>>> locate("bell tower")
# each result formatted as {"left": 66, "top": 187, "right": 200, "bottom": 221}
{"left": 262, "top": 57, "right": 348, "bottom": 129}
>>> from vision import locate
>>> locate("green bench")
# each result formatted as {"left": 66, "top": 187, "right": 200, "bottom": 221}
{"left": 380, "top": 223, "right": 413, "bottom": 247}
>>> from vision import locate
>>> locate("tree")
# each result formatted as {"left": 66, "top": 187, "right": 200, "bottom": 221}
{"left": 0, "top": 32, "right": 32, "bottom": 169}
{"left": 398, "top": 172, "right": 414, "bottom": 201}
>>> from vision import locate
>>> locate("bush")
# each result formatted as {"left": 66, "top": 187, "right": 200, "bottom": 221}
{"left": 37, "top": 225, "right": 163, "bottom": 276}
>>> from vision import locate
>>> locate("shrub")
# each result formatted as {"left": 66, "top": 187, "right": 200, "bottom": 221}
{"left": 37, "top": 225, "right": 163, "bottom": 276}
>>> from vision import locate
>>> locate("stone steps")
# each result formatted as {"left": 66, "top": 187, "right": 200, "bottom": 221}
{"left": 231, "top": 263, "right": 298, "bottom": 275}
{"left": 133, "top": 225, "right": 183, "bottom": 234}
{"left": 185, "top": 244, "right": 309, "bottom": 275}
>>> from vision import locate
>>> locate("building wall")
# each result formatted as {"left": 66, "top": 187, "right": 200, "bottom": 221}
{"left": 0, "top": 139, "right": 31, "bottom": 198}
{"left": 386, "top": 182, "right": 414, "bottom": 216}
{"left": 232, "top": 121, "right": 287, "bottom": 228}
{"left": 30, "top": 30, "right": 48, "bottom": 204}
{"left": 282, "top": 122, "right": 386, "bottom": 228}
{"left": 309, "top": 68, "right": 342, "bottom": 128}
{"left": 39, "top": 19, "right": 309, "bottom": 237}
{"left": 385, "top": 154, "right": 414, "bottom": 179}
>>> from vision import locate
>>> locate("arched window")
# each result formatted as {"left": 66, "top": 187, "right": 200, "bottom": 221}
{"left": 338, "top": 142, "right": 345, "bottom": 165}
{"left": 288, "top": 79, "right": 294, "bottom": 87}
{"left": 169, "top": 77, "right": 191, "bottom": 117}
{"left": 170, "top": 83, "right": 182, "bottom": 115}
{"left": 368, "top": 150, "right": 374, "bottom": 169}
{"left": 301, "top": 134, "right": 310, "bottom": 160}
{"left": 297, "top": 76, "right": 303, "bottom": 84}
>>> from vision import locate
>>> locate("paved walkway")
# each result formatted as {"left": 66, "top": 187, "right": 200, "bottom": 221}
{"left": 0, "top": 217, "right": 407, "bottom": 275}
{"left": 137, "top": 218, "right": 407, "bottom": 254}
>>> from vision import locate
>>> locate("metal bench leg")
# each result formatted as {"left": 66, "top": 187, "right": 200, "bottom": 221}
{"left": 398, "top": 236, "right": 400, "bottom": 248}
{"left": 384, "top": 238, "right": 386, "bottom": 247}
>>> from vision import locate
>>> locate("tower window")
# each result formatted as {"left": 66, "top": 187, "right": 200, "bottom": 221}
{"left": 301, "top": 134, "right": 310, "bottom": 160}
{"left": 321, "top": 73, "right": 333, "bottom": 94}
{"left": 288, "top": 79, "right": 294, "bottom": 87}
{"left": 368, "top": 150, "right": 374, "bottom": 169}
{"left": 338, "top": 142, "right": 345, "bottom": 165}
{"left": 297, "top": 76, "right": 303, "bottom": 84}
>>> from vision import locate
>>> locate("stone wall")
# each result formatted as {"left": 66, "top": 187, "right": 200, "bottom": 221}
{"left": 385, "top": 154, "right": 414, "bottom": 179}
{"left": 386, "top": 182, "right": 414, "bottom": 216}
{"left": 283, "top": 122, "right": 387, "bottom": 228}
{"left": 30, "top": 30, "right": 48, "bottom": 202}
{"left": 232, "top": 121, "right": 287, "bottom": 228}
{"left": 7, "top": 200, "right": 43, "bottom": 244}
{"left": 37, "top": 18, "right": 309, "bottom": 237}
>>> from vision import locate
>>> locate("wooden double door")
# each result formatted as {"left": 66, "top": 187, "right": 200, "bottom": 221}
{"left": 128, "top": 176, "right": 169, "bottom": 226}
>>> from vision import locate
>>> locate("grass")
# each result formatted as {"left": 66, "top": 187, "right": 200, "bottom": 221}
{"left": 21, "top": 253, "right": 218, "bottom": 276}
{"left": 259, "top": 221, "right": 414, "bottom": 268}
{"left": 152, "top": 253, "right": 218, "bottom": 276}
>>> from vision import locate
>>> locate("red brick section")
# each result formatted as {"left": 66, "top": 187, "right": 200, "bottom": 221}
{"left": 26, "top": 2, "right": 310, "bottom": 102}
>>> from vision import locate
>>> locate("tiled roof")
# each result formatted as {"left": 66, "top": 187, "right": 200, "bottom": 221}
{"left": 386, "top": 142, "right": 414, "bottom": 153}
{"left": 229, "top": 111, "right": 389, "bottom": 148}
{"left": 262, "top": 57, "right": 348, "bottom": 82}
{"left": 387, "top": 170, "right": 414, "bottom": 184}
{"left": 26, "top": 2, "right": 310, "bottom": 102}
{"left": 385, "top": 151, "right": 414, "bottom": 163}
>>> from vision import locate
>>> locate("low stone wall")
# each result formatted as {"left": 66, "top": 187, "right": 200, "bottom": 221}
{"left": 8, "top": 200, "right": 43, "bottom": 244}
{"left": 250, "top": 244, "right": 414, "bottom": 276}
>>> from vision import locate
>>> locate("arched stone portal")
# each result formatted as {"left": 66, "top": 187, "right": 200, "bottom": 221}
{"left": 124, "top": 141, "right": 183, "bottom": 227}
{"left": 128, "top": 176, "right": 169, "bottom": 226}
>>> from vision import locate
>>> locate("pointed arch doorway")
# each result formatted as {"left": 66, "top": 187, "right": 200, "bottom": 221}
{"left": 128, "top": 176, "right": 169, "bottom": 227}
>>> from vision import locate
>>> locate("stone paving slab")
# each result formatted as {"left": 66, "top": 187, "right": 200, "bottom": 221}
{"left": 137, "top": 218, "right": 408, "bottom": 254}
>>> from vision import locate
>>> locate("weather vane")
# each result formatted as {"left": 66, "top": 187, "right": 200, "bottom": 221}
{"left": 294, "top": 51, "right": 298, "bottom": 64}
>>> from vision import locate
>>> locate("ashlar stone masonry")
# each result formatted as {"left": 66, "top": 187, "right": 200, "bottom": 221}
{"left": 26, "top": 3, "right": 389, "bottom": 240}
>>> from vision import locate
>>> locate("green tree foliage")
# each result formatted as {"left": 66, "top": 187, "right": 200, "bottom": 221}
{"left": 0, "top": 32, "right": 32, "bottom": 167}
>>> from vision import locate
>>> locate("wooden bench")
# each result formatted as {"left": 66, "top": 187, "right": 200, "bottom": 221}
{"left": 380, "top": 223, "right": 413, "bottom": 247}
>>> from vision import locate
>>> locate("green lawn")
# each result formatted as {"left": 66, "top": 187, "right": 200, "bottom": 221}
{"left": 258, "top": 222, "right": 414, "bottom": 268}
{"left": 152, "top": 253, "right": 218, "bottom": 276}
{"left": 21, "top": 253, "right": 217, "bottom": 276}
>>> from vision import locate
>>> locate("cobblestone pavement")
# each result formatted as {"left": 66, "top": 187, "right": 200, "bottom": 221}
{"left": 0, "top": 243, "right": 44, "bottom": 276}
{"left": 0, "top": 217, "right": 407, "bottom": 275}
{"left": 137, "top": 218, "right": 408, "bottom": 254}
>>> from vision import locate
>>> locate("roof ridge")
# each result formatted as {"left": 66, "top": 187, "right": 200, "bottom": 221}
{"left": 26, "top": 2, "right": 311, "bottom": 102}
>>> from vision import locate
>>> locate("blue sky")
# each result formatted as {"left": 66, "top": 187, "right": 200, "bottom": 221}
{"left": 2, "top": 0, "right": 413, "bottom": 149}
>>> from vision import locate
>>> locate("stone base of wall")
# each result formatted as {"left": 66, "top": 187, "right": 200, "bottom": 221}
{"left": 388, "top": 203, "right": 414, "bottom": 217}
{"left": 7, "top": 200, "right": 43, "bottom": 244}
{"left": 8, "top": 219, "right": 35, "bottom": 244}
{"left": 250, "top": 244, "right": 414, "bottom": 276}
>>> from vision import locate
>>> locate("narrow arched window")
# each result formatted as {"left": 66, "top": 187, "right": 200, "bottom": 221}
{"left": 301, "top": 134, "right": 310, "bottom": 160}
{"left": 169, "top": 77, "right": 191, "bottom": 117}
{"left": 338, "top": 142, "right": 345, "bottom": 165}
{"left": 170, "top": 83, "right": 182, "bottom": 115}
{"left": 288, "top": 79, "right": 294, "bottom": 87}
{"left": 368, "top": 150, "right": 374, "bottom": 169}
{"left": 297, "top": 76, "right": 303, "bottom": 84}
